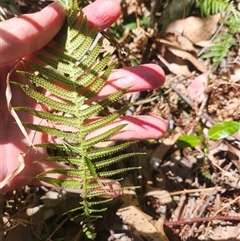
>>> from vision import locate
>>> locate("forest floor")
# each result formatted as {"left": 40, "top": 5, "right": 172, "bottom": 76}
{"left": 1, "top": 0, "right": 240, "bottom": 241}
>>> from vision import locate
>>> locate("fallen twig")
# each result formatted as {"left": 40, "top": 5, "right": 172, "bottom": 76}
{"left": 164, "top": 215, "right": 240, "bottom": 227}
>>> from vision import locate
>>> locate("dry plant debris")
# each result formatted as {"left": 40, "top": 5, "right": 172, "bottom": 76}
{"left": 1, "top": 0, "right": 240, "bottom": 240}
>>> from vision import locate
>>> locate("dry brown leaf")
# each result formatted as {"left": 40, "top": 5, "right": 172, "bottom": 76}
{"left": 168, "top": 64, "right": 187, "bottom": 76}
{"left": 145, "top": 190, "right": 172, "bottom": 204}
{"left": 231, "top": 64, "right": 240, "bottom": 82}
{"left": 208, "top": 142, "right": 240, "bottom": 183}
{"left": 154, "top": 218, "right": 170, "bottom": 241}
{"left": 165, "top": 14, "right": 221, "bottom": 44}
{"left": 195, "top": 40, "right": 213, "bottom": 47}
{"left": 208, "top": 225, "right": 240, "bottom": 240}
{"left": 168, "top": 47, "right": 207, "bottom": 73}
{"left": 117, "top": 206, "right": 169, "bottom": 241}
{"left": 208, "top": 141, "right": 228, "bottom": 160}
{"left": 118, "top": 178, "right": 140, "bottom": 207}
{"left": 224, "top": 97, "right": 240, "bottom": 116}
{"left": 0, "top": 153, "right": 25, "bottom": 189}
{"left": 150, "top": 127, "right": 184, "bottom": 162}
{"left": 157, "top": 54, "right": 192, "bottom": 77}
{"left": 176, "top": 34, "right": 198, "bottom": 53}
{"left": 164, "top": 33, "right": 198, "bottom": 53}
{"left": 226, "top": 141, "right": 240, "bottom": 173}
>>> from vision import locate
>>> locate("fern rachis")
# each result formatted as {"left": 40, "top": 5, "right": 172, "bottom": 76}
{"left": 10, "top": 0, "right": 142, "bottom": 239}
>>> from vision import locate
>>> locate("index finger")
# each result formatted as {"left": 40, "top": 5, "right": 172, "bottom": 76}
{"left": 0, "top": 0, "right": 121, "bottom": 65}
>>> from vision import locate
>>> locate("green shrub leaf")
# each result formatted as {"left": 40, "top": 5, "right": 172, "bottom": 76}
{"left": 208, "top": 121, "right": 240, "bottom": 140}
{"left": 177, "top": 135, "right": 200, "bottom": 148}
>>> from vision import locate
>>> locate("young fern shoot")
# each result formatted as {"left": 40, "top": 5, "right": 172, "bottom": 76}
{"left": 11, "top": 0, "right": 142, "bottom": 238}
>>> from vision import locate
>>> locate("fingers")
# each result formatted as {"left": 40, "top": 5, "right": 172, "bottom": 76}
{"left": 86, "top": 116, "right": 167, "bottom": 141}
{"left": 89, "top": 64, "right": 165, "bottom": 101}
{"left": 83, "top": 0, "right": 121, "bottom": 31}
{"left": 0, "top": 0, "right": 122, "bottom": 65}
{"left": 43, "top": 63, "right": 165, "bottom": 105}
{"left": 111, "top": 116, "right": 167, "bottom": 140}
{"left": 0, "top": 2, "right": 66, "bottom": 64}
{"left": 31, "top": 62, "right": 167, "bottom": 137}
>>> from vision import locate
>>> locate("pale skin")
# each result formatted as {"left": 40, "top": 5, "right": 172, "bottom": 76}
{"left": 0, "top": 0, "right": 167, "bottom": 194}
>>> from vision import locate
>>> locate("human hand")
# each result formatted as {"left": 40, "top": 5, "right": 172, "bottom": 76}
{"left": 0, "top": 0, "right": 167, "bottom": 194}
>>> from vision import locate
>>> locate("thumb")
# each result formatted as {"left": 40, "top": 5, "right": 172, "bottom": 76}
{"left": 0, "top": 2, "right": 66, "bottom": 65}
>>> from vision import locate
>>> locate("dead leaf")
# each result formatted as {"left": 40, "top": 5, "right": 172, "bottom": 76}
{"left": 150, "top": 126, "right": 184, "bottom": 163}
{"left": 176, "top": 34, "right": 198, "bottom": 53}
{"left": 158, "top": 0, "right": 195, "bottom": 32}
{"left": 230, "top": 64, "right": 240, "bottom": 82}
{"left": 226, "top": 141, "right": 240, "bottom": 173}
{"left": 168, "top": 47, "right": 207, "bottom": 73}
{"left": 208, "top": 141, "right": 228, "bottom": 160}
{"left": 145, "top": 190, "right": 172, "bottom": 204}
{"left": 195, "top": 40, "right": 213, "bottom": 48}
{"left": 208, "top": 225, "right": 240, "bottom": 240}
{"left": 187, "top": 71, "right": 209, "bottom": 103}
{"left": 117, "top": 206, "right": 169, "bottom": 241}
{"left": 154, "top": 218, "right": 169, "bottom": 241}
{"left": 164, "top": 33, "right": 198, "bottom": 53}
{"left": 165, "top": 14, "right": 221, "bottom": 44}
{"left": 157, "top": 54, "right": 192, "bottom": 77}
{"left": 40, "top": 190, "right": 66, "bottom": 207}
{"left": 0, "top": 153, "right": 25, "bottom": 189}
{"left": 224, "top": 98, "right": 240, "bottom": 116}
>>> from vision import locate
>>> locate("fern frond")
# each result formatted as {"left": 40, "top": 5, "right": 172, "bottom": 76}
{"left": 199, "top": 0, "right": 240, "bottom": 67}
{"left": 200, "top": 0, "right": 233, "bottom": 17}
{"left": 11, "top": 0, "right": 141, "bottom": 238}
{"left": 201, "top": 34, "right": 235, "bottom": 65}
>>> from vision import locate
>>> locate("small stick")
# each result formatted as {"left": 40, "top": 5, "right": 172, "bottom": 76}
{"left": 164, "top": 215, "right": 240, "bottom": 227}
{"left": 169, "top": 186, "right": 224, "bottom": 196}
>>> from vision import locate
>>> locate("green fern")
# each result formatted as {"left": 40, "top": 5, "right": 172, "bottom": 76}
{"left": 199, "top": 0, "right": 237, "bottom": 16}
{"left": 199, "top": 0, "right": 240, "bottom": 67}
{"left": 11, "top": 0, "right": 143, "bottom": 239}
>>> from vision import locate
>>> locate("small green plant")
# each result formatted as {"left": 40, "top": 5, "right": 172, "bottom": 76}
{"left": 10, "top": 0, "right": 142, "bottom": 239}
{"left": 177, "top": 121, "right": 240, "bottom": 149}
{"left": 177, "top": 121, "right": 239, "bottom": 178}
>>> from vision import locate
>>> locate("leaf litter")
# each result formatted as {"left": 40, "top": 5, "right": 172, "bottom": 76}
{"left": 1, "top": 0, "right": 240, "bottom": 240}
